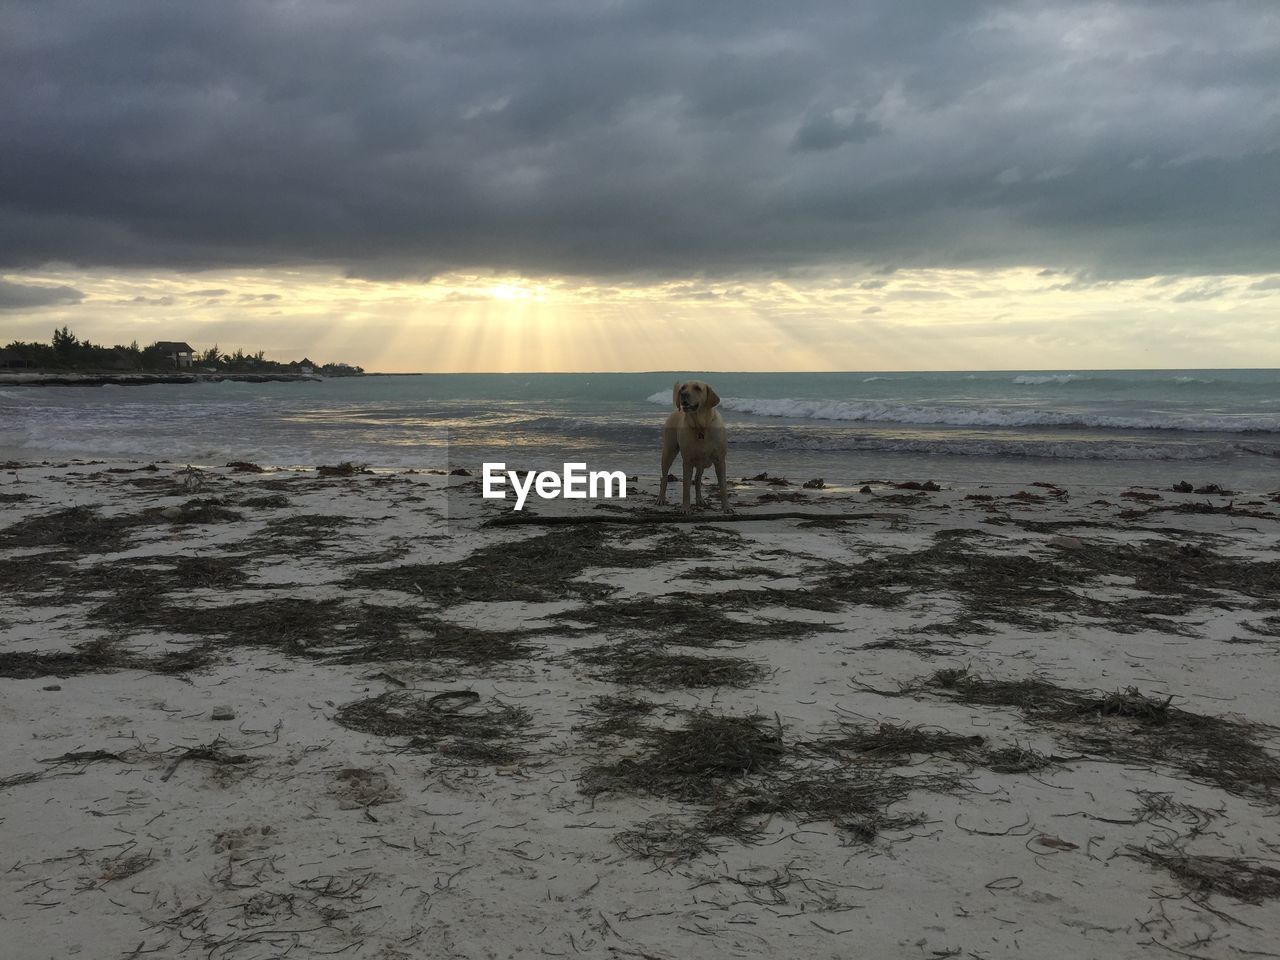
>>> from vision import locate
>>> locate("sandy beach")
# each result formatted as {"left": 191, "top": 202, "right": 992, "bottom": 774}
{"left": 2, "top": 460, "right": 1279, "bottom": 960}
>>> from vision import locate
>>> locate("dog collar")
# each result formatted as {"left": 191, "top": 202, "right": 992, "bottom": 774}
{"left": 697, "top": 430, "right": 706, "bottom": 440}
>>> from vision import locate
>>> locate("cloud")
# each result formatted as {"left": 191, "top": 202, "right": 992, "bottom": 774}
{"left": 886, "top": 288, "right": 954, "bottom": 301}
{"left": 1171, "top": 283, "right": 1227, "bottom": 302}
{"left": 1, "top": 1, "right": 1278, "bottom": 281}
{"left": 0, "top": 278, "right": 84, "bottom": 309}
{"left": 790, "top": 110, "right": 883, "bottom": 152}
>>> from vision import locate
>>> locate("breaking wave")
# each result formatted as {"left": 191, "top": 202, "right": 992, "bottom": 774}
{"left": 1012, "top": 374, "right": 1089, "bottom": 385}
{"left": 645, "top": 392, "right": 1280, "bottom": 434}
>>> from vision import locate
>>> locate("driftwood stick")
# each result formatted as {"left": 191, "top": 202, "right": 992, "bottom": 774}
{"left": 482, "top": 510, "right": 897, "bottom": 528}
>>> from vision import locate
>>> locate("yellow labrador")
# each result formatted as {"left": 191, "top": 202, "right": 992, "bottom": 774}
{"left": 657, "top": 379, "right": 732, "bottom": 513}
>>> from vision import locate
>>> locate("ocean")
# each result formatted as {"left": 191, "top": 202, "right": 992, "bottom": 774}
{"left": 2, "top": 370, "right": 1278, "bottom": 491}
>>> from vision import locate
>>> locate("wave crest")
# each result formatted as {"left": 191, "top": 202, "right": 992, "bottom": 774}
{"left": 644, "top": 391, "right": 1280, "bottom": 434}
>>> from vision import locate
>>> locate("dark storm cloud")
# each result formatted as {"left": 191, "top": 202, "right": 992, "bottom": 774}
{"left": 790, "top": 111, "right": 883, "bottom": 153}
{"left": 0, "top": 278, "right": 84, "bottom": 309}
{"left": 2, "top": 0, "right": 1278, "bottom": 280}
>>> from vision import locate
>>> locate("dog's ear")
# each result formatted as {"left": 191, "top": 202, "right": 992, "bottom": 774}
{"left": 672, "top": 381, "right": 682, "bottom": 409}
{"left": 706, "top": 384, "right": 721, "bottom": 409}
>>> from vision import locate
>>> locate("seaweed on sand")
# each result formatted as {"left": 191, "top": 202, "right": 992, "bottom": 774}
{"left": 982, "top": 744, "right": 1057, "bottom": 774}
{"left": 0, "top": 506, "right": 145, "bottom": 553}
{"left": 67, "top": 555, "right": 250, "bottom": 597}
{"left": 812, "top": 722, "right": 984, "bottom": 763}
{"left": 795, "top": 530, "right": 1280, "bottom": 634}
{"left": 1243, "top": 615, "right": 1280, "bottom": 637}
{"left": 89, "top": 595, "right": 341, "bottom": 652}
{"left": 582, "top": 711, "right": 786, "bottom": 803}
{"left": 573, "top": 695, "right": 658, "bottom": 741}
{"left": 240, "top": 493, "right": 292, "bottom": 509}
{"left": 582, "top": 711, "right": 953, "bottom": 855}
{"left": 348, "top": 526, "right": 723, "bottom": 605}
{"left": 1128, "top": 847, "right": 1280, "bottom": 904}
{"left": 147, "top": 497, "right": 243, "bottom": 524}
{"left": 576, "top": 640, "right": 767, "bottom": 690}
{"left": 89, "top": 594, "right": 538, "bottom": 668}
{"left": 159, "top": 555, "right": 251, "bottom": 589}
{"left": 554, "top": 595, "right": 829, "bottom": 645}
{"left": 0, "top": 554, "right": 72, "bottom": 595}
{"left": 677, "top": 564, "right": 795, "bottom": 583}
{"left": 857, "top": 635, "right": 966, "bottom": 658}
{"left": 0, "top": 637, "right": 120, "bottom": 679}
{"left": 246, "top": 513, "right": 354, "bottom": 551}
{"left": 317, "top": 462, "right": 365, "bottom": 477}
{"left": 334, "top": 689, "right": 532, "bottom": 764}
{"left": 0, "top": 497, "right": 246, "bottom": 555}
{"left": 325, "top": 607, "right": 537, "bottom": 666}
{"left": 916, "top": 669, "right": 1280, "bottom": 802}
{"left": 0, "top": 636, "right": 212, "bottom": 679}
{"left": 810, "top": 721, "right": 1056, "bottom": 775}
{"left": 614, "top": 816, "right": 718, "bottom": 864}
{"left": 1049, "top": 537, "right": 1280, "bottom": 608}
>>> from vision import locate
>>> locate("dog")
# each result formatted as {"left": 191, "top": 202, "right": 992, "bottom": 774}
{"left": 657, "top": 379, "right": 732, "bottom": 513}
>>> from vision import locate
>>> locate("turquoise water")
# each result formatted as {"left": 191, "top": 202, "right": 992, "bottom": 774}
{"left": 2, "top": 370, "right": 1278, "bottom": 489}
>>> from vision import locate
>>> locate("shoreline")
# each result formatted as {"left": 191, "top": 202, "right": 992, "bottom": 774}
{"left": 3, "top": 459, "right": 1279, "bottom": 958}
{"left": 0, "top": 371, "right": 327, "bottom": 387}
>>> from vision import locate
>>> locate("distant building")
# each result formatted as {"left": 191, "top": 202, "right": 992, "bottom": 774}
{"left": 152, "top": 341, "right": 195, "bottom": 369}
{"left": 0, "top": 348, "right": 34, "bottom": 369}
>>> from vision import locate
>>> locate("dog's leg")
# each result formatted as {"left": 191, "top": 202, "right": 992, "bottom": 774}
{"left": 714, "top": 456, "right": 732, "bottom": 513}
{"left": 681, "top": 459, "right": 694, "bottom": 513}
{"left": 693, "top": 466, "right": 705, "bottom": 507}
{"left": 658, "top": 428, "right": 677, "bottom": 505}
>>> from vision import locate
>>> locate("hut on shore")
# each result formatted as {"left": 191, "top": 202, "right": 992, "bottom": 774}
{"left": 152, "top": 341, "right": 196, "bottom": 369}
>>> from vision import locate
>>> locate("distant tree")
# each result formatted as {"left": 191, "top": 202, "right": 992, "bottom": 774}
{"left": 319, "top": 362, "right": 364, "bottom": 376}
{"left": 52, "top": 326, "right": 78, "bottom": 361}
{"left": 3, "top": 339, "right": 54, "bottom": 368}
{"left": 140, "top": 341, "right": 173, "bottom": 371}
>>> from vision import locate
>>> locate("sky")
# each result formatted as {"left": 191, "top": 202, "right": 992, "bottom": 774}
{"left": 2, "top": 0, "right": 1278, "bottom": 372}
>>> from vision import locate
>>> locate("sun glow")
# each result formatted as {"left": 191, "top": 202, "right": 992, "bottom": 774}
{"left": 4, "top": 265, "right": 1279, "bottom": 373}
{"left": 484, "top": 282, "right": 542, "bottom": 302}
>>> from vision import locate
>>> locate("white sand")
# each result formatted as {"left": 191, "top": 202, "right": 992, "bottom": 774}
{"left": 2, "top": 460, "right": 1279, "bottom": 959}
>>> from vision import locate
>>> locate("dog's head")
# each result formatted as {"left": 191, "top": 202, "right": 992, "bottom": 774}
{"left": 672, "top": 379, "right": 720, "bottom": 413}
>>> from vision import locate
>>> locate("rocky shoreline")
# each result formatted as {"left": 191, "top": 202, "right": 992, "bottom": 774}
{"left": 0, "top": 371, "right": 324, "bottom": 387}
